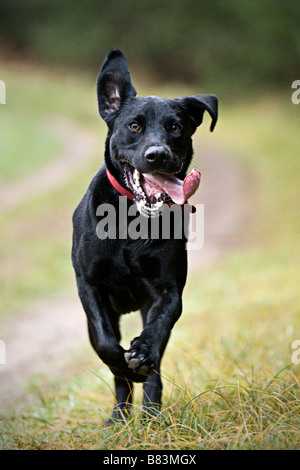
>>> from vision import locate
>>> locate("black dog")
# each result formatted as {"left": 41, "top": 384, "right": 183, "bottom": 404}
{"left": 72, "top": 49, "right": 218, "bottom": 420}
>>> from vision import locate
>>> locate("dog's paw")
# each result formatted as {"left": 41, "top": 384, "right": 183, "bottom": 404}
{"left": 124, "top": 350, "right": 155, "bottom": 376}
{"left": 124, "top": 338, "right": 158, "bottom": 376}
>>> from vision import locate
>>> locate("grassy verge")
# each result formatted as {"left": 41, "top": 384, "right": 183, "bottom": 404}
{"left": 0, "top": 112, "right": 62, "bottom": 183}
{"left": 0, "top": 61, "right": 104, "bottom": 317}
{"left": 0, "top": 62, "right": 98, "bottom": 183}
{"left": 0, "top": 61, "right": 299, "bottom": 448}
{"left": 0, "top": 160, "right": 100, "bottom": 318}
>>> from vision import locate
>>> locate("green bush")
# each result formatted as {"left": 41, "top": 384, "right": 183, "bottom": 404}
{"left": 0, "top": 0, "right": 299, "bottom": 92}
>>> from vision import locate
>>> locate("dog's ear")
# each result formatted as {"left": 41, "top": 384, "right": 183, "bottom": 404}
{"left": 178, "top": 94, "right": 218, "bottom": 132}
{"left": 97, "top": 49, "right": 137, "bottom": 122}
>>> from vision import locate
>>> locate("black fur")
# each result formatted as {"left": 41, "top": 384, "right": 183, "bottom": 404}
{"left": 72, "top": 49, "right": 218, "bottom": 420}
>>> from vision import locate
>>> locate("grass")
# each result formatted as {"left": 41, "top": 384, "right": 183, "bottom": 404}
{"left": 1, "top": 347, "right": 299, "bottom": 449}
{"left": 0, "top": 161, "right": 98, "bottom": 318}
{"left": 0, "top": 61, "right": 299, "bottom": 449}
{"left": 0, "top": 112, "right": 62, "bottom": 183}
{"left": 0, "top": 61, "right": 104, "bottom": 317}
{"left": 0, "top": 61, "right": 98, "bottom": 183}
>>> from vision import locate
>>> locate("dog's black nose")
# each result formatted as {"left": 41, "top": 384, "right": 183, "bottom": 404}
{"left": 145, "top": 145, "right": 170, "bottom": 166}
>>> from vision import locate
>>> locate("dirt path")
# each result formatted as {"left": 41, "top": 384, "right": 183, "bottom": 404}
{"left": 0, "top": 131, "right": 251, "bottom": 412}
{"left": 0, "top": 116, "right": 98, "bottom": 211}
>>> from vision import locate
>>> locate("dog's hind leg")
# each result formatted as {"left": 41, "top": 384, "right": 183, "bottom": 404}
{"left": 110, "top": 377, "right": 134, "bottom": 422}
{"left": 142, "top": 366, "right": 163, "bottom": 418}
{"left": 110, "top": 315, "right": 134, "bottom": 422}
{"left": 140, "top": 306, "right": 170, "bottom": 417}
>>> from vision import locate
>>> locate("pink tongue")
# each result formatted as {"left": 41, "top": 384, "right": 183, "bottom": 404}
{"left": 143, "top": 168, "right": 201, "bottom": 205}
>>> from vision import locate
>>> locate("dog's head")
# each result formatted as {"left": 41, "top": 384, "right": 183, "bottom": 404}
{"left": 97, "top": 49, "right": 218, "bottom": 217}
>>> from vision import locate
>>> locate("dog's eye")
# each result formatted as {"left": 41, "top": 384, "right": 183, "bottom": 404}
{"left": 129, "top": 122, "right": 140, "bottom": 132}
{"left": 170, "top": 123, "right": 181, "bottom": 133}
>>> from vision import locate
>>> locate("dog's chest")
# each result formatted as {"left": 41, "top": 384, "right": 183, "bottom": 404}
{"left": 102, "top": 243, "right": 161, "bottom": 285}
{"left": 95, "top": 242, "right": 163, "bottom": 311}
{"left": 102, "top": 255, "right": 157, "bottom": 314}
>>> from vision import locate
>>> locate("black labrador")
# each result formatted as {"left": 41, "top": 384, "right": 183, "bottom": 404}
{"left": 72, "top": 49, "right": 218, "bottom": 420}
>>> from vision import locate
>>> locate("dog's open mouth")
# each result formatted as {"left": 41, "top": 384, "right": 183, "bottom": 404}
{"left": 123, "top": 163, "right": 201, "bottom": 217}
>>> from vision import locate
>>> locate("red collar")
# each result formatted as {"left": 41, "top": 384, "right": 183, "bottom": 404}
{"left": 106, "top": 168, "right": 134, "bottom": 200}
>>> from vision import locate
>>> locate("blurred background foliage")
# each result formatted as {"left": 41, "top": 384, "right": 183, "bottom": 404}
{"left": 0, "top": 0, "right": 299, "bottom": 94}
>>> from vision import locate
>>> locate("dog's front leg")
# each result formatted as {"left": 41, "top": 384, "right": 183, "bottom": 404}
{"left": 77, "top": 278, "right": 147, "bottom": 383}
{"left": 125, "top": 289, "right": 182, "bottom": 376}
